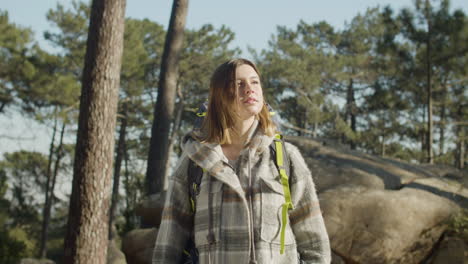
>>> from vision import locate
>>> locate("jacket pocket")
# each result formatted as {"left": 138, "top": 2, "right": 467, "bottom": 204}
{"left": 259, "top": 165, "right": 296, "bottom": 245}
{"left": 194, "top": 175, "right": 223, "bottom": 246}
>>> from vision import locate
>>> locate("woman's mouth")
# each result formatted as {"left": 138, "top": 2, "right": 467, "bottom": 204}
{"left": 244, "top": 97, "right": 258, "bottom": 104}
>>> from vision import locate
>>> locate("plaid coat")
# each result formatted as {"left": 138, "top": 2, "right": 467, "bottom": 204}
{"left": 152, "top": 123, "right": 331, "bottom": 264}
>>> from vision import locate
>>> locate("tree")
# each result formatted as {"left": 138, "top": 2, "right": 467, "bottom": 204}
{"left": 146, "top": 0, "right": 189, "bottom": 195}
{"left": 44, "top": 1, "right": 90, "bottom": 79}
{"left": 0, "top": 151, "right": 48, "bottom": 257}
{"left": 397, "top": 0, "right": 468, "bottom": 164}
{"left": 108, "top": 17, "right": 166, "bottom": 237}
{"left": 63, "top": 0, "right": 126, "bottom": 262}
{"left": 39, "top": 120, "right": 67, "bottom": 258}
{"left": 0, "top": 10, "right": 35, "bottom": 114}
{"left": 254, "top": 22, "right": 333, "bottom": 136}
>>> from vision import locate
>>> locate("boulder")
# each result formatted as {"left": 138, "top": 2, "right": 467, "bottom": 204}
{"left": 107, "top": 239, "right": 127, "bottom": 264}
{"left": 122, "top": 228, "right": 158, "bottom": 264}
{"left": 330, "top": 251, "right": 346, "bottom": 264}
{"left": 321, "top": 185, "right": 459, "bottom": 264}
{"left": 123, "top": 136, "right": 468, "bottom": 264}
{"left": 287, "top": 136, "right": 425, "bottom": 191}
{"left": 135, "top": 192, "right": 166, "bottom": 228}
{"left": 406, "top": 177, "right": 468, "bottom": 208}
{"left": 18, "top": 259, "right": 55, "bottom": 264}
{"left": 429, "top": 236, "right": 465, "bottom": 264}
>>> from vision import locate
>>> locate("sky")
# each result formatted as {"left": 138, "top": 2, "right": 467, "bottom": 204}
{"left": 3, "top": 0, "right": 467, "bottom": 55}
{"left": 1, "top": 0, "right": 468, "bottom": 156}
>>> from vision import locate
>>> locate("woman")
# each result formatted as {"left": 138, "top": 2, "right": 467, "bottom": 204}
{"left": 152, "top": 58, "right": 331, "bottom": 263}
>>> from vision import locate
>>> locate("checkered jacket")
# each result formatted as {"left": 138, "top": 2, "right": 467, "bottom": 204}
{"left": 152, "top": 123, "right": 330, "bottom": 263}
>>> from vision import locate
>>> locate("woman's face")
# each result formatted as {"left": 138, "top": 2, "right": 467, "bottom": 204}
{"left": 234, "top": 64, "right": 264, "bottom": 121}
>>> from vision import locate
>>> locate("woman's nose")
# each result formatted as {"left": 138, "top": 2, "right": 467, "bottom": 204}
{"left": 245, "top": 85, "right": 254, "bottom": 95}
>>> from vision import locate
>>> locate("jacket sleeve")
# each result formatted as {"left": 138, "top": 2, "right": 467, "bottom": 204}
{"left": 286, "top": 143, "right": 331, "bottom": 264}
{"left": 152, "top": 155, "right": 193, "bottom": 264}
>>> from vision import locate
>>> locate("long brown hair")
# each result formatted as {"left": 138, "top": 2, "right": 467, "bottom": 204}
{"left": 200, "top": 58, "right": 276, "bottom": 144}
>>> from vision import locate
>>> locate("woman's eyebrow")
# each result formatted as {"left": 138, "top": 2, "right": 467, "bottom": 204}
{"left": 236, "top": 75, "right": 259, "bottom": 80}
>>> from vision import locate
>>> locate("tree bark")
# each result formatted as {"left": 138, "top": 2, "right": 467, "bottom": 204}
{"left": 45, "top": 121, "right": 66, "bottom": 249}
{"left": 123, "top": 141, "right": 134, "bottom": 232}
{"left": 39, "top": 113, "right": 58, "bottom": 258}
{"left": 456, "top": 105, "right": 466, "bottom": 170}
{"left": 146, "top": 0, "right": 189, "bottom": 195}
{"left": 165, "top": 85, "right": 184, "bottom": 183}
{"left": 426, "top": 0, "right": 434, "bottom": 164}
{"left": 63, "top": 0, "right": 126, "bottom": 263}
{"left": 438, "top": 87, "right": 446, "bottom": 156}
{"left": 381, "top": 135, "right": 386, "bottom": 157}
{"left": 109, "top": 103, "right": 127, "bottom": 239}
{"left": 346, "top": 78, "right": 357, "bottom": 150}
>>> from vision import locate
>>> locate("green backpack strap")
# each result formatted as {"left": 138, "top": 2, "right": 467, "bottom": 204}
{"left": 188, "top": 159, "right": 204, "bottom": 213}
{"left": 272, "top": 133, "right": 294, "bottom": 254}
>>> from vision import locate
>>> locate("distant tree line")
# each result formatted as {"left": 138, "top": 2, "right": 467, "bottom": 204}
{"left": 0, "top": 0, "right": 466, "bottom": 262}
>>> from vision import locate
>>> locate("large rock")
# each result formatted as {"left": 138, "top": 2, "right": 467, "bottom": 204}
{"left": 108, "top": 239, "right": 127, "bottom": 264}
{"left": 287, "top": 136, "right": 426, "bottom": 191}
{"left": 429, "top": 236, "right": 465, "bottom": 264}
{"left": 18, "top": 259, "right": 55, "bottom": 264}
{"left": 406, "top": 177, "right": 468, "bottom": 208}
{"left": 122, "top": 228, "right": 158, "bottom": 264}
{"left": 321, "top": 185, "right": 459, "bottom": 264}
{"left": 124, "top": 136, "right": 467, "bottom": 264}
{"left": 135, "top": 192, "right": 166, "bottom": 228}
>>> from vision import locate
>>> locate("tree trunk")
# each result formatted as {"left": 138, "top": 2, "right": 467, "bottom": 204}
{"left": 426, "top": 0, "right": 434, "bottom": 164}
{"left": 438, "top": 96, "right": 446, "bottom": 157}
{"left": 39, "top": 121, "right": 67, "bottom": 256}
{"left": 145, "top": 0, "right": 189, "bottom": 195}
{"left": 381, "top": 134, "right": 386, "bottom": 157}
{"left": 165, "top": 86, "right": 184, "bottom": 183}
{"left": 39, "top": 114, "right": 58, "bottom": 258}
{"left": 109, "top": 103, "right": 127, "bottom": 239}
{"left": 457, "top": 131, "right": 466, "bottom": 170}
{"left": 456, "top": 105, "right": 466, "bottom": 169}
{"left": 123, "top": 141, "right": 134, "bottom": 232}
{"left": 312, "top": 121, "right": 317, "bottom": 138}
{"left": 63, "top": 0, "right": 126, "bottom": 263}
{"left": 421, "top": 104, "right": 427, "bottom": 158}
{"left": 346, "top": 78, "right": 357, "bottom": 150}
{"left": 302, "top": 108, "right": 308, "bottom": 137}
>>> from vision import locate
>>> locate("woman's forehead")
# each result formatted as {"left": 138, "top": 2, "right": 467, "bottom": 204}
{"left": 236, "top": 64, "right": 259, "bottom": 79}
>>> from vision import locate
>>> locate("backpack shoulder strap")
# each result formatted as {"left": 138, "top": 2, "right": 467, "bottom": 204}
{"left": 270, "top": 134, "right": 291, "bottom": 178}
{"left": 270, "top": 133, "right": 294, "bottom": 254}
{"left": 187, "top": 159, "right": 204, "bottom": 213}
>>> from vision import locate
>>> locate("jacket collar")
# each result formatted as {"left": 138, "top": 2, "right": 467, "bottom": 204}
{"left": 182, "top": 120, "right": 274, "bottom": 182}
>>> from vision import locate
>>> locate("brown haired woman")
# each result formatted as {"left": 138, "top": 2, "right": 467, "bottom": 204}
{"left": 152, "top": 58, "right": 331, "bottom": 264}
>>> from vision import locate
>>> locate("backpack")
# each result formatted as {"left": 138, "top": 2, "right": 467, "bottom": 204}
{"left": 179, "top": 102, "right": 293, "bottom": 264}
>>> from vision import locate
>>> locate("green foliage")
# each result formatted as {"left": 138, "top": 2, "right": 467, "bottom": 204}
{"left": 9, "top": 227, "right": 38, "bottom": 256}
{"left": 45, "top": 0, "right": 89, "bottom": 76}
{"left": 254, "top": 1, "right": 467, "bottom": 166}
{"left": 446, "top": 209, "right": 468, "bottom": 243}
{"left": 255, "top": 20, "right": 336, "bottom": 136}
{"left": 0, "top": 4, "right": 466, "bottom": 259}
{"left": 0, "top": 151, "right": 48, "bottom": 258}
{"left": 0, "top": 10, "right": 35, "bottom": 113}
{"left": 0, "top": 229, "right": 26, "bottom": 264}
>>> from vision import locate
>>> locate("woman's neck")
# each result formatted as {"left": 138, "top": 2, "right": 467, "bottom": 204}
{"left": 229, "top": 116, "right": 255, "bottom": 146}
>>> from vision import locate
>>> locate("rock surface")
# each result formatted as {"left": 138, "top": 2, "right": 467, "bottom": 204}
{"left": 127, "top": 136, "right": 467, "bottom": 264}
{"left": 107, "top": 239, "right": 127, "bottom": 264}
{"left": 18, "top": 259, "right": 55, "bottom": 264}
{"left": 135, "top": 192, "right": 166, "bottom": 228}
{"left": 122, "top": 228, "right": 157, "bottom": 264}
{"left": 321, "top": 186, "right": 458, "bottom": 263}
{"left": 429, "top": 236, "right": 465, "bottom": 264}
